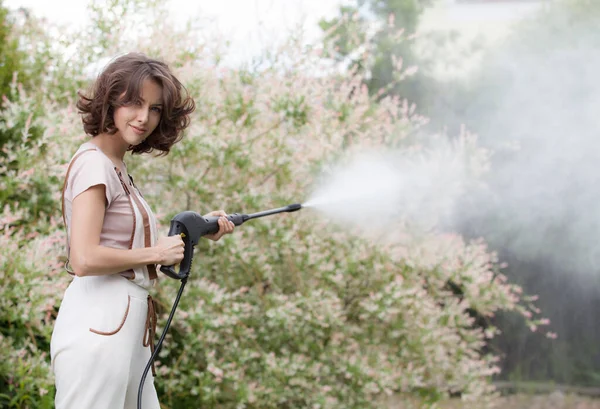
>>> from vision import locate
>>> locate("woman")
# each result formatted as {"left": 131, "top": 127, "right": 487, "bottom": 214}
{"left": 50, "top": 52, "right": 235, "bottom": 409}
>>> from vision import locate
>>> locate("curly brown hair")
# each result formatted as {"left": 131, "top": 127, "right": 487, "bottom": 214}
{"left": 76, "top": 52, "right": 196, "bottom": 155}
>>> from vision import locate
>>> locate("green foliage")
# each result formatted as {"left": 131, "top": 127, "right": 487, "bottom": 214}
{"left": 0, "top": 1, "right": 22, "bottom": 100}
{"left": 0, "top": 221, "right": 66, "bottom": 408}
{"left": 272, "top": 94, "right": 310, "bottom": 128}
{"left": 0, "top": 3, "right": 33, "bottom": 151}
{"left": 0, "top": 2, "right": 60, "bottom": 152}
{"left": 319, "top": 0, "right": 436, "bottom": 108}
{"left": 0, "top": 87, "right": 59, "bottom": 227}
{"left": 0, "top": 339, "right": 55, "bottom": 409}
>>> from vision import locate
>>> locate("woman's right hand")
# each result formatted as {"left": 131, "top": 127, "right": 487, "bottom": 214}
{"left": 155, "top": 235, "right": 185, "bottom": 266}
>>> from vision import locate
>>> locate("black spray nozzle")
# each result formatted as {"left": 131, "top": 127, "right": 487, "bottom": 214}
{"left": 159, "top": 203, "right": 302, "bottom": 280}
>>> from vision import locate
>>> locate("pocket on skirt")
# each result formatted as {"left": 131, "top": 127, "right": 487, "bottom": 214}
{"left": 89, "top": 295, "right": 131, "bottom": 336}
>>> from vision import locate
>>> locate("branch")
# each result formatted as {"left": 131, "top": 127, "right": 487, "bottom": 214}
{"left": 247, "top": 120, "right": 283, "bottom": 146}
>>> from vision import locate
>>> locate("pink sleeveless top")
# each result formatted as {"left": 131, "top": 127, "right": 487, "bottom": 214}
{"left": 62, "top": 142, "right": 158, "bottom": 289}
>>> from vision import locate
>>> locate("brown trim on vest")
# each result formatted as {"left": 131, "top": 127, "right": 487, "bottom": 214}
{"left": 114, "top": 168, "right": 137, "bottom": 280}
{"left": 89, "top": 295, "right": 131, "bottom": 335}
{"left": 128, "top": 177, "right": 158, "bottom": 280}
{"left": 61, "top": 148, "right": 98, "bottom": 276}
{"left": 114, "top": 168, "right": 136, "bottom": 248}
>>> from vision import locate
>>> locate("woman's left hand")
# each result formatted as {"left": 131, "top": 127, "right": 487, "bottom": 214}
{"left": 204, "top": 210, "right": 235, "bottom": 241}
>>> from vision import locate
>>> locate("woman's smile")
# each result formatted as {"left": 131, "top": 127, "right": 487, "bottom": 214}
{"left": 130, "top": 124, "right": 147, "bottom": 135}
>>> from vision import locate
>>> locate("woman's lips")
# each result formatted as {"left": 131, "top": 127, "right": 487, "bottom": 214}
{"left": 130, "top": 124, "right": 146, "bottom": 135}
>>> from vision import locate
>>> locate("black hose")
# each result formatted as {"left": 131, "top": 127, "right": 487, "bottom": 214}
{"left": 137, "top": 276, "right": 188, "bottom": 409}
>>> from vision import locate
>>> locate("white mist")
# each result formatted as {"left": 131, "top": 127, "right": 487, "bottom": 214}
{"left": 304, "top": 140, "right": 482, "bottom": 233}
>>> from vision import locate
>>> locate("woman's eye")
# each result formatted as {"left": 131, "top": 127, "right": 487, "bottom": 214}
{"left": 151, "top": 107, "right": 162, "bottom": 113}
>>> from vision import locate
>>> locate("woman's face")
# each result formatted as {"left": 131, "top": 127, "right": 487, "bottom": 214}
{"left": 113, "top": 79, "right": 163, "bottom": 147}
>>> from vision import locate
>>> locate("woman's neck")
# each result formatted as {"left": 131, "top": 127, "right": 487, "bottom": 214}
{"left": 89, "top": 133, "right": 128, "bottom": 166}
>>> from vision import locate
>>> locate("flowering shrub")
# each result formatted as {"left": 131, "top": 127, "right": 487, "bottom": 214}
{"left": 0, "top": 216, "right": 66, "bottom": 409}
{"left": 0, "top": 1, "right": 547, "bottom": 408}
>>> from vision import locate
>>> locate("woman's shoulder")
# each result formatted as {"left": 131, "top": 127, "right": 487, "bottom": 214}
{"left": 65, "top": 142, "right": 123, "bottom": 203}
{"left": 69, "top": 142, "right": 115, "bottom": 171}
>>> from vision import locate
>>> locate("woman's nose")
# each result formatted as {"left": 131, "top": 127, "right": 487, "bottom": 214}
{"left": 136, "top": 107, "right": 149, "bottom": 123}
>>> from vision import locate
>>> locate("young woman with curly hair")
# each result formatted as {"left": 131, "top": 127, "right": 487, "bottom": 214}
{"left": 50, "top": 52, "right": 235, "bottom": 409}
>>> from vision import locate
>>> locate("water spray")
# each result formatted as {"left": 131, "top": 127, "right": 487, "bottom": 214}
{"left": 137, "top": 203, "right": 303, "bottom": 409}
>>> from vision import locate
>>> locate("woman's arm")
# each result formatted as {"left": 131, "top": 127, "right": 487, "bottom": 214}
{"left": 69, "top": 184, "right": 184, "bottom": 277}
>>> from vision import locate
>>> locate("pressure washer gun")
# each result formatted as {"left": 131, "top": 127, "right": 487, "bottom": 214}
{"left": 139, "top": 203, "right": 303, "bottom": 409}
{"left": 159, "top": 203, "right": 302, "bottom": 280}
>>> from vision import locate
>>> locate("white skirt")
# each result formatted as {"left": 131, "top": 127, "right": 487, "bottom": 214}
{"left": 51, "top": 274, "right": 160, "bottom": 409}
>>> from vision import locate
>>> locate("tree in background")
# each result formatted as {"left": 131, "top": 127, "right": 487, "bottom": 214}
{"left": 319, "top": 0, "right": 436, "bottom": 111}
{"left": 0, "top": 0, "right": 56, "bottom": 145}
{"left": 0, "top": 0, "right": 24, "bottom": 101}
{"left": 0, "top": 1, "right": 40, "bottom": 151}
